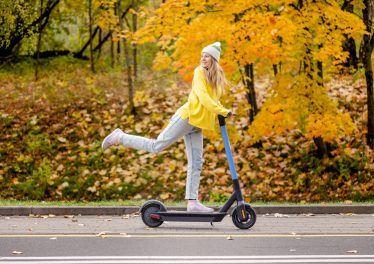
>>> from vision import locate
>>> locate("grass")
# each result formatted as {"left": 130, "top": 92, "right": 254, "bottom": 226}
{"left": 0, "top": 199, "right": 372, "bottom": 207}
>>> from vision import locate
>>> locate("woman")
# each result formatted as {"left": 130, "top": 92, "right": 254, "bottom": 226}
{"left": 102, "top": 42, "right": 232, "bottom": 212}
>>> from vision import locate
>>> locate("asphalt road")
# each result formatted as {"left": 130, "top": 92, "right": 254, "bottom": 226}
{"left": 0, "top": 214, "right": 373, "bottom": 263}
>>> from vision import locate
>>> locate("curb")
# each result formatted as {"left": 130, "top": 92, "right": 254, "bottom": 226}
{"left": 0, "top": 204, "right": 373, "bottom": 216}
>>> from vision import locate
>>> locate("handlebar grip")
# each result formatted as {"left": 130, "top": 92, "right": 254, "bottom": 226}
{"left": 218, "top": 115, "right": 226, "bottom": 126}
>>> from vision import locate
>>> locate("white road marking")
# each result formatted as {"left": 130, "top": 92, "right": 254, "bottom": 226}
{"left": 1, "top": 255, "right": 374, "bottom": 263}
{"left": 0, "top": 233, "right": 373, "bottom": 238}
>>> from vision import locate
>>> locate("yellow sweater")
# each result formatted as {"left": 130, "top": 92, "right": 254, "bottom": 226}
{"left": 178, "top": 66, "right": 230, "bottom": 131}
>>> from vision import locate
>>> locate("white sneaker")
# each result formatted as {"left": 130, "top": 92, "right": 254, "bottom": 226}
{"left": 101, "top": 128, "right": 124, "bottom": 150}
{"left": 187, "top": 200, "right": 214, "bottom": 213}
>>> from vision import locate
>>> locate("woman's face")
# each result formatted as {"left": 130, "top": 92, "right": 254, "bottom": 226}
{"left": 201, "top": 52, "right": 213, "bottom": 69}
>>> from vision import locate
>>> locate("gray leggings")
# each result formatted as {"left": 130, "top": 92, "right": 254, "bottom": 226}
{"left": 120, "top": 112, "right": 203, "bottom": 199}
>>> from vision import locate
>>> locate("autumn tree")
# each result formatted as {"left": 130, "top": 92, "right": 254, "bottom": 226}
{"left": 242, "top": 0, "right": 365, "bottom": 156}
{"left": 138, "top": 0, "right": 365, "bottom": 155}
{"left": 76, "top": 0, "right": 147, "bottom": 113}
{"left": 0, "top": 0, "right": 60, "bottom": 59}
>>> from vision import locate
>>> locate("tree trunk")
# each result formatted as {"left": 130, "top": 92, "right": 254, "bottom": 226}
{"left": 132, "top": 0, "right": 138, "bottom": 82}
{"left": 94, "top": 31, "right": 112, "bottom": 52}
{"left": 304, "top": 50, "right": 331, "bottom": 156}
{"left": 97, "top": 28, "right": 102, "bottom": 59}
{"left": 317, "top": 60, "right": 323, "bottom": 86}
{"left": 273, "top": 64, "right": 278, "bottom": 77}
{"left": 362, "top": 0, "right": 374, "bottom": 149}
{"left": 244, "top": 63, "right": 258, "bottom": 123}
{"left": 88, "top": 0, "right": 95, "bottom": 73}
{"left": 35, "top": 0, "right": 44, "bottom": 81}
{"left": 316, "top": 61, "right": 330, "bottom": 156}
{"left": 341, "top": 0, "right": 358, "bottom": 69}
{"left": 117, "top": 41, "right": 121, "bottom": 62}
{"left": 313, "top": 136, "right": 329, "bottom": 158}
{"left": 118, "top": 0, "right": 135, "bottom": 114}
{"left": 110, "top": 31, "right": 115, "bottom": 68}
{"left": 112, "top": 3, "right": 131, "bottom": 66}
{"left": 75, "top": 26, "right": 99, "bottom": 59}
{"left": 342, "top": 36, "right": 358, "bottom": 69}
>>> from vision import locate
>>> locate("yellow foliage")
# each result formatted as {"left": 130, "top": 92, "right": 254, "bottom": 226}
{"left": 248, "top": 72, "right": 356, "bottom": 143}
{"left": 152, "top": 51, "right": 172, "bottom": 71}
{"left": 133, "top": 90, "right": 150, "bottom": 106}
{"left": 305, "top": 112, "right": 355, "bottom": 142}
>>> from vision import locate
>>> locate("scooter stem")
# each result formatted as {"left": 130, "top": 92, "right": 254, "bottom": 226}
{"left": 218, "top": 115, "right": 247, "bottom": 221}
{"left": 218, "top": 115, "right": 238, "bottom": 181}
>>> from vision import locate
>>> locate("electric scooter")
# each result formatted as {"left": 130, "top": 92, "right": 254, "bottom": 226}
{"left": 140, "top": 115, "right": 256, "bottom": 229}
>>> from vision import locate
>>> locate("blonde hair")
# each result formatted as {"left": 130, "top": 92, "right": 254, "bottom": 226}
{"left": 203, "top": 57, "right": 228, "bottom": 94}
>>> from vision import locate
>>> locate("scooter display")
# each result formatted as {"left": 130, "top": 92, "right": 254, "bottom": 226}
{"left": 140, "top": 115, "right": 256, "bottom": 229}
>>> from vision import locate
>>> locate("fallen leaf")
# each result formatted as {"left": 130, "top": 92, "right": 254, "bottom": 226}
{"left": 57, "top": 137, "right": 67, "bottom": 143}
{"left": 64, "top": 215, "right": 74, "bottom": 218}
{"left": 303, "top": 213, "right": 315, "bottom": 216}
{"left": 104, "top": 219, "right": 112, "bottom": 222}
{"left": 341, "top": 213, "right": 355, "bottom": 216}
{"left": 274, "top": 213, "right": 289, "bottom": 218}
{"left": 96, "top": 232, "right": 107, "bottom": 237}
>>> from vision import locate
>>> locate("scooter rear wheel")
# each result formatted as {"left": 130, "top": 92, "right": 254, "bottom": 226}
{"left": 231, "top": 204, "right": 256, "bottom": 229}
{"left": 141, "top": 201, "right": 166, "bottom": 228}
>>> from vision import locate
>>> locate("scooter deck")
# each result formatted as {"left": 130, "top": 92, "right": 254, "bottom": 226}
{"left": 154, "top": 211, "right": 227, "bottom": 222}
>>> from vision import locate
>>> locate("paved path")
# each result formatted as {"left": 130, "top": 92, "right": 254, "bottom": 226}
{"left": 0, "top": 213, "right": 373, "bottom": 235}
{"left": 1, "top": 214, "right": 373, "bottom": 263}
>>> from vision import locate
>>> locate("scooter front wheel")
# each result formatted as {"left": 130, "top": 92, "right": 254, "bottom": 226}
{"left": 231, "top": 204, "right": 256, "bottom": 229}
{"left": 140, "top": 200, "right": 166, "bottom": 228}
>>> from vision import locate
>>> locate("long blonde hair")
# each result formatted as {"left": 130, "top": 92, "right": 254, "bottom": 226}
{"left": 203, "top": 58, "right": 228, "bottom": 95}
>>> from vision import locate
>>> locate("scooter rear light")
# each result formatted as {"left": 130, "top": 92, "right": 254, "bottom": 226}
{"left": 150, "top": 214, "right": 161, "bottom": 220}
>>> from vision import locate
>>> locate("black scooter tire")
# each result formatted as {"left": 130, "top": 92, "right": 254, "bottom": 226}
{"left": 231, "top": 204, "right": 256, "bottom": 229}
{"left": 141, "top": 201, "right": 166, "bottom": 228}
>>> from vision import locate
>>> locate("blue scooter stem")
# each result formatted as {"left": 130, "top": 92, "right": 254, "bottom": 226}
{"left": 218, "top": 115, "right": 248, "bottom": 221}
{"left": 218, "top": 115, "right": 238, "bottom": 180}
